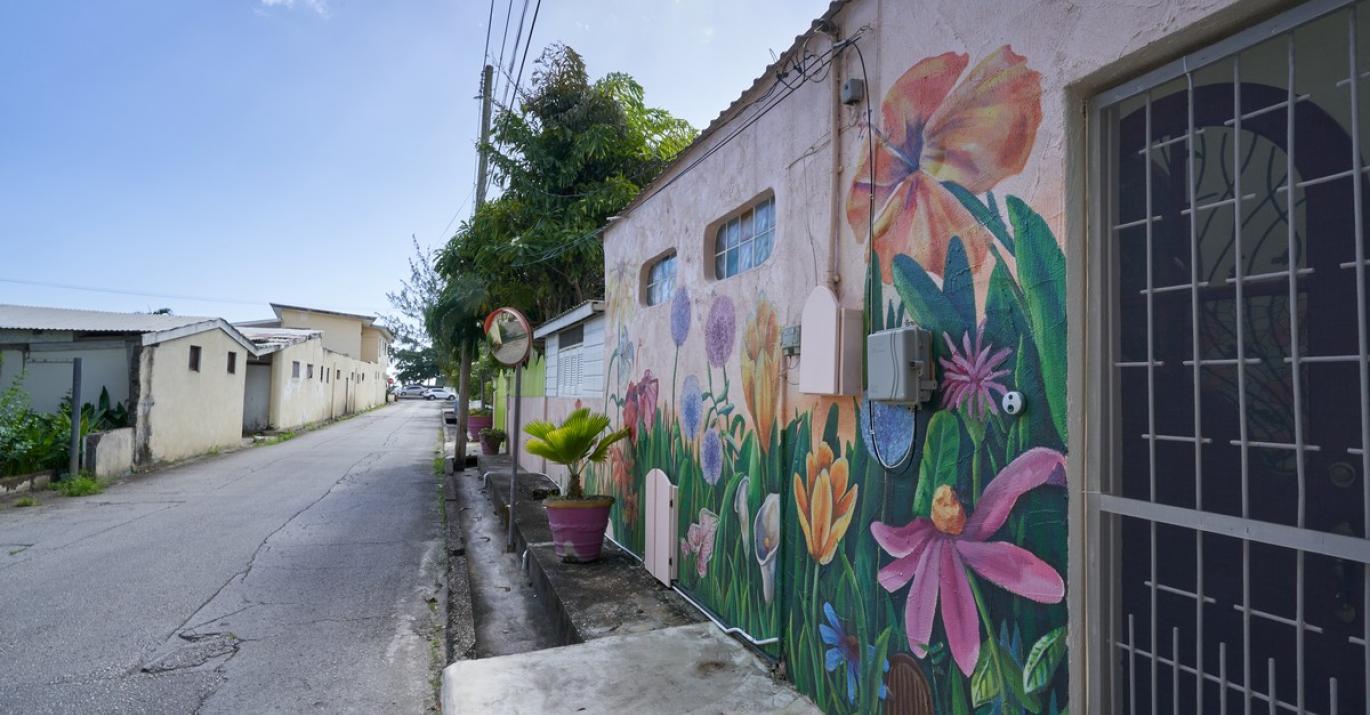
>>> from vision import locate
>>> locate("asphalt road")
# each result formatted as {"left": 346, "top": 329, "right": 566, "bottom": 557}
{"left": 0, "top": 400, "right": 444, "bottom": 714}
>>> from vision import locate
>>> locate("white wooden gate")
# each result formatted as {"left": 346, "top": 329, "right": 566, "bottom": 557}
{"left": 645, "top": 468, "right": 677, "bottom": 585}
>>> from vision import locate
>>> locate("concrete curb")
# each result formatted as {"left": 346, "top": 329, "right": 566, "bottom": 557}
{"left": 439, "top": 436, "right": 477, "bottom": 662}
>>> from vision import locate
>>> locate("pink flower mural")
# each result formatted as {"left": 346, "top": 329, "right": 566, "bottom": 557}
{"left": 680, "top": 508, "right": 719, "bottom": 578}
{"left": 846, "top": 46, "right": 1042, "bottom": 281}
{"left": 871, "top": 448, "right": 1067, "bottom": 676}
{"left": 940, "top": 321, "right": 1012, "bottom": 419}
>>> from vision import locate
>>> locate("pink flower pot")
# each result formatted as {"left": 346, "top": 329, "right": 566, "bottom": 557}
{"left": 466, "top": 414, "right": 493, "bottom": 440}
{"left": 544, "top": 496, "right": 615, "bottom": 563}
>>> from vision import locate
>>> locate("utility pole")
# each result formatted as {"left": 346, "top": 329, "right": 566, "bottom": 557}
{"left": 475, "top": 64, "right": 494, "bottom": 207}
{"left": 455, "top": 64, "right": 495, "bottom": 464}
{"left": 68, "top": 358, "right": 82, "bottom": 479}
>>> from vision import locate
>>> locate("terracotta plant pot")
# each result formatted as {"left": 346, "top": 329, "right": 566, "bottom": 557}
{"left": 466, "top": 414, "right": 493, "bottom": 440}
{"left": 544, "top": 496, "right": 614, "bottom": 563}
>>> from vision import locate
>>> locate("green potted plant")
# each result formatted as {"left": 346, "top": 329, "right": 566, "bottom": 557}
{"left": 466, "top": 405, "right": 493, "bottom": 440}
{"left": 523, "top": 408, "right": 630, "bottom": 563}
{"left": 478, "top": 426, "right": 506, "bottom": 455}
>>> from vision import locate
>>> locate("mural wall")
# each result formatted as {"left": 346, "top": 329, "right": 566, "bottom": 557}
{"left": 597, "top": 42, "right": 1069, "bottom": 714}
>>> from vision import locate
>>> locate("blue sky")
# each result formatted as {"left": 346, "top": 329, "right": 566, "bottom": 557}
{"left": 0, "top": 0, "right": 830, "bottom": 323}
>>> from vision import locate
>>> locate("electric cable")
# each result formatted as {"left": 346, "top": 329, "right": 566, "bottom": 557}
{"left": 850, "top": 37, "right": 920, "bottom": 474}
{"left": 509, "top": 0, "right": 543, "bottom": 109}
{"left": 500, "top": 0, "right": 532, "bottom": 110}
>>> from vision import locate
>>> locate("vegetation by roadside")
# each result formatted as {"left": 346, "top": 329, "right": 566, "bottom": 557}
{"left": 13, "top": 496, "right": 39, "bottom": 507}
{"left": 51, "top": 474, "right": 103, "bottom": 497}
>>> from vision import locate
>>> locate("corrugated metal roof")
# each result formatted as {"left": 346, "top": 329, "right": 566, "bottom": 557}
{"left": 0, "top": 304, "right": 217, "bottom": 333}
{"left": 238, "top": 327, "right": 322, "bottom": 350}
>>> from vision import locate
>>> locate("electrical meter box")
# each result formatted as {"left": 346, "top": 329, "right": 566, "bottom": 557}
{"left": 866, "top": 325, "right": 936, "bottom": 406}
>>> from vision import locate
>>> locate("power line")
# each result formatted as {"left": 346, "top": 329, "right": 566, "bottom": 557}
{"left": 493, "top": 0, "right": 516, "bottom": 101}
{"left": 500, "top": 0, "right": 531, "bottom": 110}
{"left": 481, "top": 0, "right": 496, "bottom": 69}
{"left": 0, "top": 276, "right": 381, "bottom": 315}
{"left": 510, "top": 0, "right": 543, "bottom": 109}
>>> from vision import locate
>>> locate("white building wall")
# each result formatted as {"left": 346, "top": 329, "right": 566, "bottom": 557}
{"left": 0, "top": 340, "right": 132, "bottom": 413}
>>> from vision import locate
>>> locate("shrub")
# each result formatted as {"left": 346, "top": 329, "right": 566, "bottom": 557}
{"left": 52, "top": 475, "right": 102, "bottom": 497}
{"left": 13, "top": 496, "right": 39, "bottom": 508}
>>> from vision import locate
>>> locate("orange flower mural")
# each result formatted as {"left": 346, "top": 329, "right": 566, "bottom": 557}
{"left": 794, "top": 442, "right": 858, "bottom": 565}
{"left": 846, "top": 46, "right": 1042, "bottom": 281}
{"left": 741, "top": 299, "right": 782, "bottom": 453}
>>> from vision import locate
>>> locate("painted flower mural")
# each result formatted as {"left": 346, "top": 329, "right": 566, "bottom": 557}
{"left": 871, "top": 448, "right": 1067, "bottom": 676}
{"left": 940, "top": 321, "right": 1012, "bottom": 419}
{"left": 754, "top": 493, "right": 780, "bottom": 604}
{"left": 794, "top": 442, "right": 858, "bottom": 566}
{"left": 819, "top": 603, "right": 889, "bottom": 704}
{"left": 680, "top": 508, "right": 719, "bottom": 577}
{"left": 701, "top": 428, "right": 723, "bottom": 485}
{"left": 596, "top": 45, "right": 1067, "bottom": 715}
{"left": 704, "top": 295, "right": 736, "bottom": 368}
{"left": 741, "top": 299, "right": 781, "bottom": 453}
{"left": 679, "top": 374, "right": 703, "bottom": 442}
{"left": 671, "top": 285, "right": 692, "bottom": 347}
{"left": 846, "top": 45, "right": 1042, "bottom": 280}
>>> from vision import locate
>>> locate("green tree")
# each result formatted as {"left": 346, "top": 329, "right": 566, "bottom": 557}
{"left": 431, "top": 44, "right": 693, "bottom": 446}
{"left": 437, "top": 44, "right": 695, "bottom": 323}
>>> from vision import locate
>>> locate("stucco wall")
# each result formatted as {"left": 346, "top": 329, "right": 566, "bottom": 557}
{"left": 595, "top": 0, "right": 1262, "bottom": 711}
{"left": 277, "top": 308, "right": 363, "bottom": 359}
{"left": 136, "top": 328, "right": 246, "bottom": 463}
{"left": 268, "top": 338, "right": 331, "bottom": 430}
{"left": 0, "top": 340, "right": 132, "bottom": 413}
{"left": 85, "top": 427, "right": 134, "bottom": 478}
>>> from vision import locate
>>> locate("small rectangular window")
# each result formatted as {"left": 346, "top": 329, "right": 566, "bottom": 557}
{"left": 307, "top": 363, "right": 314, "bottom": 379}
{"left": 189, "top": 345, "right": 201, "bottom": 372}
{"left": 560, "top": 324, "right": 584, "bottom": 348}
{"left": 227, "top": 351, "right": 237, "bottom": 374}
{"left": 645, "top": 253, "right": 677, "bottom": 306}
{"left": 714, "top": 196, "right": 775, "bottom": 279}
{"left": 292, "top": 361, "right": 301, "bottom": 378}
{"left": 336, "top": 369, "right": 341, "bottom": 379}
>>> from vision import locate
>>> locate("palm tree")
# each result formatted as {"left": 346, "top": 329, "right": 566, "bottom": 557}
{"left": 522, "top": 409, "right": 629, "bottom": 500}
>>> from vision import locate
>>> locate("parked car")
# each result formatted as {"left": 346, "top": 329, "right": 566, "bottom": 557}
{"left": 424, "top": 387, "right": 457, "bottom": 401}
{"left": 396, "top": 385, "right": 428, "bottom": 398}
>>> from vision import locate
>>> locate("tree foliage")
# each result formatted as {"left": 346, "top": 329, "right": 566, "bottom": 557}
{"left": 436, "top": 44, "right": 695, "bottom": 324}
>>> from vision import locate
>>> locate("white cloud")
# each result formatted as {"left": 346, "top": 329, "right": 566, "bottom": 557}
{"left": 259, "top": 0, "right": 330, "bottom": 17}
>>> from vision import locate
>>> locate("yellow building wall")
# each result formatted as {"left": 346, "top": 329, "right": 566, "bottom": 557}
{"left": 136, "top": 329, "right": 246, "bottom": 464}
{"left": 276, "top": 308, "right": 362, "bottom": 359}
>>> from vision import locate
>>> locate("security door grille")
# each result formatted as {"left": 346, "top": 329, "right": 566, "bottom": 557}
{"left": 1093, "top": 1, "right": 1370, "bottom": 712}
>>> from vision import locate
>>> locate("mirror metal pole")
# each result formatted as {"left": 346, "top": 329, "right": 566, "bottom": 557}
{"left": 508, "top": 363, "right": 522, "bottom": 550}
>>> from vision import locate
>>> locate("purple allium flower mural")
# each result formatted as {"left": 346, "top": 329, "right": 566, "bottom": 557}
{"left": 679, "top": 374, "right": 703, "bottom": 441}
{"left": 616, "top": 326, "right": 635, "bottom": 385}
{"left": 819, "top": 602, "right": 890, "bottom": 704}
{"left": 671, "top": 285, "right": 691, "bottom": 346}
{"left": 704, "top": 295, "right": 736, "bottom": 368}
{"left": 940, "top": 321, "right": 1011, "bottom": 419}
{"left": 859, "top": 398, "right": 915, "bottom": 463}
{"left": 701, "top": 429, "right": 723, "bottom": 485}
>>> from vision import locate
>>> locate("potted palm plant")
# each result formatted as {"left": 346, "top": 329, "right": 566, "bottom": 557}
{"left": 523, "top": 408, "right": 630, "bottom": 563}
{"left": 478, "top": 426, "right": 506, "bottom": 455}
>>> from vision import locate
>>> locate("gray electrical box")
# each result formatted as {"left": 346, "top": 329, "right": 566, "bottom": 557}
{"left": 866, "top": 325, "right": 936, "bottom": 406}
{"left": 841, "top": 78, "right": 866, "bottom": 105}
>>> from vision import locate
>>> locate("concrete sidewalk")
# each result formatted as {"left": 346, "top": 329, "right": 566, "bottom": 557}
{"left": 441, "top": 622, "right": 819, "bottom": 714}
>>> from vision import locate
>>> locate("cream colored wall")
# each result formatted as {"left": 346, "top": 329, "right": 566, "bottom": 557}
{"left": 277, "top": 308, "right": 363, "bottom": 359}
{"left": 136, "top": 328, "right": 246, "bottom": 464}
{"left": 267, "top": 338, "right": 331, "bottom": 430}
{"left": 0, "top": 341, "right": 131, "bottom": 413}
